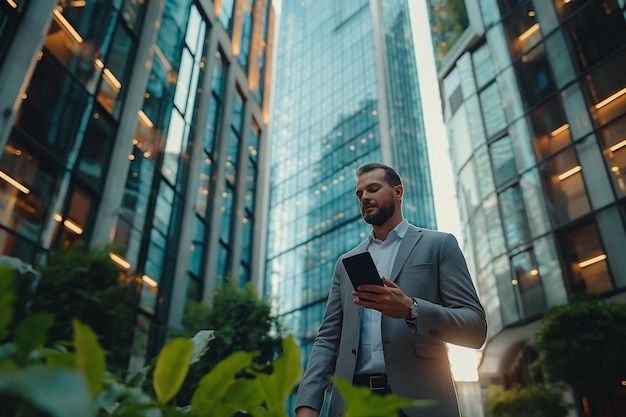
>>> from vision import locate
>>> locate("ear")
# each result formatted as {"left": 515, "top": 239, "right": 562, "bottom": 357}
{"left": 394, "top": 184, "right": 404, "bottom": 201}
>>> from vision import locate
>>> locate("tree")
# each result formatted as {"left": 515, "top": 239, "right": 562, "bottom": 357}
{"left": 486, "top": 384, "right": 570, "bottom": 417}
{"left": 173, "top": 280, "right": 284, "bottom": 405}
{"left": 533, "top": 292, "right": 626, "bottom": 416}
{"left": 533, "top": 292, "right": 626, "bottom": 383}
{"left": 26, "top": 243, "right": 136, "bottom": 377}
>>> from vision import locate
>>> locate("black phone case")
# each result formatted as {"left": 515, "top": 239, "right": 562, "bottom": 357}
{"left": 341, "top": 251, "right": 383, "bottom": 290}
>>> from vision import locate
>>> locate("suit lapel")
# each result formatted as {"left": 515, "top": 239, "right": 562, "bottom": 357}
{"left": 389, "top": 226, "right": 423, "bottom": 282}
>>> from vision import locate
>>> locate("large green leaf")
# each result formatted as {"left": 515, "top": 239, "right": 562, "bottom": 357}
{"left": 331, "top": 377, "right": 435, "bottom": 417}
{"left": 254, "top": 335, "right": 302, "bottom": 415}
{"left": 0, "top": 266, "right": 15, "bottom": 341}
{"left": 153, "top": 337, "right": 194, "bottom": 404}
{"left": 0, "top": 366, "right": 95, "bottom": 417}
{"left": 190, "top": 350, "right": 254, "bottom": 416}
{"left": 14, "top": 313, "right": 54, "bottom": 364}
{"left": 73, "top": 319, "right": 106, "bottom": 396}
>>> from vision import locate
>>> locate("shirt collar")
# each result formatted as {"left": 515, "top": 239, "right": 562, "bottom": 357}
{"left": 369, "top": 218, "right": 409, "bottom": 243}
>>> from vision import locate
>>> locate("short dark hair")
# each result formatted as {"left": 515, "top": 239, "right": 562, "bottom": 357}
{"left": 355, "top": 163, "right": 402, "bottom": 187}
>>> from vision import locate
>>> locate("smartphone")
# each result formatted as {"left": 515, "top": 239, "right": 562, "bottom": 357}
{"left": 341, "top": 251, "right": 383, "bottom": 290}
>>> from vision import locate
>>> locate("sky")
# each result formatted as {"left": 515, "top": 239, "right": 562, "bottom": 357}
{"left": 271, "top": 0, "right": 480, "bottom": 382}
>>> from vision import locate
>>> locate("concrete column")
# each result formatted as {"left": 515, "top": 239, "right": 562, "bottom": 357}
{"left": 168, "top": 23, "right": 220, "bottom": 328}
{"left": 90, "top": 0, "right": 165, "bottom": 246}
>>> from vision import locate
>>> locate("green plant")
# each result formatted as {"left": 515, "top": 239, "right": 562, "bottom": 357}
{"left": 486, "top": 383, "right": 570, "bottom": 417}
{"left": 173, "top": 280, "right": 284, "bottom": 405}
{"left": 0, "top": 264, "right": 434, "bottom": 417}
{"left": 26, "top": 243, "right": 136, "bottom": 377}
{"left": 533, "top": 292, "right": 626, "bottom": 384}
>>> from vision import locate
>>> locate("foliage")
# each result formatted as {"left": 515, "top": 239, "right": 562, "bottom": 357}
{"left": 1, "top": 264, "right": 435, "bottom": 417}
{"left": 332, "top": 378, "right": 435, "bottom": 417}
{"left": 532, "top": 292, "right": 626, "bottom": 384}
{"left": 173, "top": 280, "right": 284, "bottom": 405}
{"left": 486, "top": 384, "right": 570, "bottom": 417}
{"left": 26, "top": 243, "right": 136, "bottom": 376}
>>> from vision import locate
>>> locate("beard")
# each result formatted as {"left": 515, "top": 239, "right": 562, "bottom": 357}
{"left": 362, "top": 200, "right": 395, "bottom": 225}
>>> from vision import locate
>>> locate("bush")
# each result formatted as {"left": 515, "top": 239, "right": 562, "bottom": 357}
{"left": 486, "top": 384, "right": 571, "bottom": 417}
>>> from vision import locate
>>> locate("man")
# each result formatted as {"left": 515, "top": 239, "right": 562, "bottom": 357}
{"left": 295, "top": 163, "right": 487, "bottom": 417}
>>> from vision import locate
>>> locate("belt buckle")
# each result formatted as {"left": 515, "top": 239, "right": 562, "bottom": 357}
{"left": 369, "top": 375, "right": 387, "bottom": 391}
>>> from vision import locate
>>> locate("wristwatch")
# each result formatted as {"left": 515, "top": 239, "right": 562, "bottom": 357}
{"left": 408, "top": 298, "right": 419, "bottom": 320}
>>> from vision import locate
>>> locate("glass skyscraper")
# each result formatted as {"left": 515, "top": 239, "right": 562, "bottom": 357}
{"left": 266, "top": 0, "right": 436, "bottom": 369}
{"left": 0, "top": 0, "right": 274, "bottom": 372}
{"left": 428, "top": 0, "right": 626, "bottom": 415}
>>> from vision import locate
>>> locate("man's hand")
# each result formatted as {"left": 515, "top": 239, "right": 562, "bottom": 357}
{"left": 295, "top": 406, "right": 319, "bottom": 417}
{"left": 352, "top": 277, "right": 413, "bottom": 319}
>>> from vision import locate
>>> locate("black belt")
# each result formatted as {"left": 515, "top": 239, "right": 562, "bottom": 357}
{"left": 353, "top": 373, "right": 391, "bottom": 392}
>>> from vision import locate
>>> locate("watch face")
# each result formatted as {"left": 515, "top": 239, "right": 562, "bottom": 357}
{"left": 410, "top": 301, "right": 418, "bottom": 319}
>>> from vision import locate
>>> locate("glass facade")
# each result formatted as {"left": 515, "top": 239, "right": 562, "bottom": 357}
{"left": 432, "top": 0, "right": 626, "bottom": 415}
{"left": 266, "top": 0, "right": 436, "bottom": 376}
{"left": 0, "top": 0, "right": 274, "bottom": 372}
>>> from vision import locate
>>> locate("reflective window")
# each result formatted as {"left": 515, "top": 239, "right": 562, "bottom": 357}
{"left": 560, "top": 82, "right": 593, "bottom": 141}
{"left": 0, "top": 0, "right": 24, "bottom": 64}
{"left": 596, "top": 206, "right": 626, "bottom": 289}
{"left": 544, "top": 30, "right": 576, "bottom": 89}
{"left": 490, "top": 135, "right": 517, "bottom": 187}
{"left": 479, "top": 82, "right": 507, "bottom": 138}
{"left": 598, "top": 115, "right": 626, "bottom": 198}
{"left": 53, "top": 184, "right": 93, "bottom": 247}
{"left": 511, "top": 250, "right": 545, "bottom": 318}
{"left": 583, "top": 49, "right": 626, "bottom": 129}
{"left": 502, "top": 1, "right": 541, "bottom": 58}
{"left": 576, "top": 134, "right": 614, "bottom": 210}
{"left": 189, "top": 215, "right": 206, "bottom": 277}
{"left": 560, "top": 222, "right": 613, "bottom": 294}
{"left": 514, "top": 44, "right": 556, "bottom": 110}
{"left": 472, "top": 43, "right": 496, "bottom": 89}
{"left": 120, "top": 0, "right": 147, "bottom": 35}
{"left": 0, "top": 137, "right": 56, "bottom": 243}
{"left": 236, "top": 0, "right": 253, "bottom": 68}
{"left": 529, "top": 95, "right": 571, "bottom": 161}
{"left": 205, "top": 51, "right": 226, "bottom": 155}
{"left": 499, "top": 185, "right": 530, "bottom": 249}
{"left": 195, "top": 156, "right": 212, "bottom": 217}
{"left": 15, "top": 51, "right": 89, "bottom": 159}
{"left": 493, "top": 255, "right": 520, "bottom": 326}
{"left": 534, "top": 235, "right": 567, "bottom": 306}
{"left": 44, "top": 1, "right": 114, "bottom": 89}
{"left": 560, "top": 0, "right": 626, "bottom": 72}
{"left": 218, "top": 0, "right": 235, "bottom": 32}
{"left": 76, "top": 108, "right": 115, "bottom": 193}
{"left": 539, "top": 147, "right": 591, "bottom": 225}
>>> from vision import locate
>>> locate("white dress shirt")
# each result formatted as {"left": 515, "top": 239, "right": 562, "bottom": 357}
{"left": 355, "top": 219, "right": 408, "bottom": 374}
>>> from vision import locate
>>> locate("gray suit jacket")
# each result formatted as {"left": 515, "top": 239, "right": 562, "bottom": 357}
{"left": 295, "top": 225, "right": 487, "bottom": 417}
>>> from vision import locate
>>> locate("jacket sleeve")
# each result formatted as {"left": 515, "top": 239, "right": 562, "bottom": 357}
{"left": 294, "top": 259, "right": 345, "bottom": 413}
{"left": 413, "top": 233, "right": 487, "bottom": 349}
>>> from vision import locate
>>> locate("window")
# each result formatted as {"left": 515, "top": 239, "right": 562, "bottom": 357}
{"left": 15, "top": 51, "right": 89, "bottom": 159}
{"left": 503, "top": 2, "right": 541, "bottom": 58}
{"left": 76, "top": 108, "right": 116, "bottom": 193}
{"left": 560, "top": 0, "right": 626, "bottom": 72}
{"left": 511, "top": 250, "right": 545, "bottom": 318}
{"left": 529, "top": 96, "right": 571, "bottom": 161}
{"left": 499, "top": 185, "right": 530, "bottom": 250}
{"left": 583, "top": 49, "right": 626, "bottom": 129}
{"left": 514, "top": 44, "right": 556, "bottom": 110}
{"left": 473, "top": 43, "right": 496, "bottom": 89}
{"left": 539, "top": 148, "right": 590, "bottom": 225}
{"left": 560, "top": 223, "right": 613, "bottom": 294}
{"left": 490, "top": 135, "right": 517, "bottom": 187}
{"left": 598, "top": 114, "right": 626, "bottom": 198}
{"left": 479, "top": 82, "right": 507, "bottom": 138}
